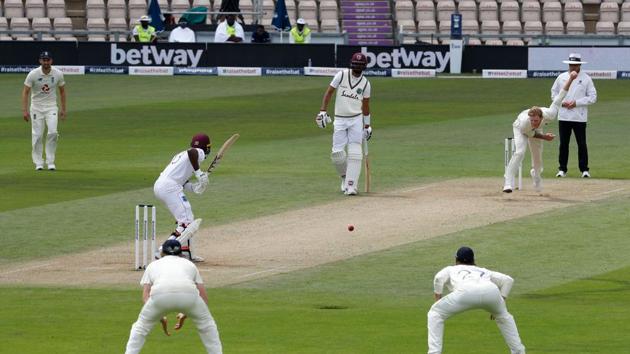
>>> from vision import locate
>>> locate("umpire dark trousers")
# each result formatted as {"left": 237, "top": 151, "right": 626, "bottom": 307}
{"left": 558, "top": 120, "right": 589, "bottom": 173}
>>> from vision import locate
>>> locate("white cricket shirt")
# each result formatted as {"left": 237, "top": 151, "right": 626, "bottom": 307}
{"left": 157, "top": 148, "right": 206, "bottom": 186}
{"left": 513, "top": 89, "right": 568, "bottom": 137}
{"left": 433, "top": 264, "right": 514, "bottom": 298}
{"left": 24, "top": 66, "right": 65, "bottom": 110}
{"left": 330, "top": 69, "right": 371, "bottom": 118}
{"left": 551, "top": 71, "right": 597, "bottom": 123}
{"left": 140, "top": 255, "right": 203, "bottom": 295}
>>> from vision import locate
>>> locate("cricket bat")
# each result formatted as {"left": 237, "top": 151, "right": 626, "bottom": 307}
{"left": 363, "top": 138, "right": 371, "bottom": 193}
{"left": 207, "top": 133, "right": 240, "bottom": 173}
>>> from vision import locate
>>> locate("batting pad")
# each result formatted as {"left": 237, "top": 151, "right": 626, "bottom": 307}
{"left": 176, "top": 218, "right": 202, "bottom": 244}
{"left": 331, "top": 150, "right": 347, "bottom": 177}
{"left": 345, "top": 143, "right": 362, "bottom": 191}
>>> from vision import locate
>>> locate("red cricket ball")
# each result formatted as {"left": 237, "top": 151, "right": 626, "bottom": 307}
{"left": 347, "top": 224, "right": 355, "bottom": 232}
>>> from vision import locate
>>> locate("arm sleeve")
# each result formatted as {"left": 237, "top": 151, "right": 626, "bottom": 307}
{"left": 329, "top": 70, "right": 343, "bottom": 88}
{"left": 194, "top": 267, "right": 204, "bottom": 284}
{"left": 576, "top": 78, "right": 597, "bottom": 107}
{"left": 139, "top": 267, "right": 152, "bottom": 285}
{"left": 542, "top": 89, "right": 568, "bottom": 120}
{"left": 214, "top": 24, "right": 228, "bottom": 42}
{"left": 363, "top": 81, "right": 371, "bottom": 98}
{"left": 550, "top": 75, "right": 562, "bottom": 100}
{"left": 58, "top": 71, "right": 65, "bottom": 87}
{"left": 489, "top": 271, "right": 514, "bottom": 298}
{"left": 195, "top": 148, "right": 206, "bottom": 163}
{"left": 433, "top": 267, "right": 450, "bottom": 294}
{"left": 24, "top": 72, "right": 33, "bottom": 87}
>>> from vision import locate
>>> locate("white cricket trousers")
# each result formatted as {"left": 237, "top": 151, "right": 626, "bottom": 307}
{"left": 154, "top": 178, "right": 195, "bottom": 226}
{"left": 504, "top": 128, "right": 543, "bottom": 188}
{"left": 331, "top": 116, "right": 364, "bottom": 191}
{"left": 30, "top": 108, "right": 59, "bottom": 166}
{"left": 427, "top": 283, "right": 525, "bottom": 354}
{"left": 332, "top": 116, "right": 363, "bottom": 152}
{"left": 125, "top": 291, "right": 222, "bottom": 354}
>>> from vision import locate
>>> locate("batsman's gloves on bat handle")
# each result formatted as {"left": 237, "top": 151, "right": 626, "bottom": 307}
{"left": 316, "top": 111, "right": 331, "bottom": 129}
{"left": 363, "top": 126, "right": 373, "bottom": 141}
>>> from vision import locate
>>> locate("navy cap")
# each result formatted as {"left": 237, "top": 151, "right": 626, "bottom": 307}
{"left": 456, "top": 246, "right": 475, "bottom": 264}
{"left": 39, "top": 51, "right": 52, "bottom": 59}
{"left": 162, "top": 239, "right": 182, "bottom": 256}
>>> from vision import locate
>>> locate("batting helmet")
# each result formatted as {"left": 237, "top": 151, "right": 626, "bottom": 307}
{"left": 191, "top": 133, "right": 211, "bottom": 154}
{"left": 455, "top": 246, "right": 475, "bottom": 265}
{"left": 162, "top": 239, "right": 183, "bottom": 256}
{"left": 350, "top": 52, "right": 368, "bottom": 72}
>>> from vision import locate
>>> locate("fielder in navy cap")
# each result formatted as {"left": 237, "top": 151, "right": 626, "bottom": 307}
{"left": 455, "top": 246, "right": 475, "bottom": 265}
{"left": 39, "top": 51, "right": 52, "bottom": 59}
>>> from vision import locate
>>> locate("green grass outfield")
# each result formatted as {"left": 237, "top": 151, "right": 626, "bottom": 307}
{"left": 1, "top": 75, "right": 629, "bottom": 353}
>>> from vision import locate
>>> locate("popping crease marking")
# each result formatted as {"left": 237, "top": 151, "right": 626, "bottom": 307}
{"left": 0, "top": 262, "right": 54, "bottom": 277}
{"left": 235, "top": 267, "right": 290, "bottom": 279}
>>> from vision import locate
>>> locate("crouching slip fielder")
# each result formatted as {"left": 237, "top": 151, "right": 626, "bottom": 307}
{"left": 503, "top": 71, "right": 578, "bottom": 193}
{"left": 154, "top": 133, "right": 211, "bottom": 262}
{"left": 427, "top": 247, "right": 525, "bottom": 354}
{"left": 125, "top": 239, "right": 222, "bottom": 354}
{"left": 316, "top": 52, "right": 372, "bottom": 195}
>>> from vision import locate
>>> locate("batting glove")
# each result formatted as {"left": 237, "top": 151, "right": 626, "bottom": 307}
{"left": 363, "top": 126, "right": 373, "bottom": 141}
{"left": 316, "top": 111, "right": 331, "bottom": 129}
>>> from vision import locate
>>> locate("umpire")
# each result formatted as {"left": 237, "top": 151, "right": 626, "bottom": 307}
{"left": 551, "top": 53, "right": 597, "bottom": 178}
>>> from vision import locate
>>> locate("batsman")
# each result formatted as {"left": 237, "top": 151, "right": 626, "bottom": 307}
{"left": 316, "top": 52, "right": 372, "bottom": 195}
{"left": 153, "top": 133, "right": 211, "bottom": 262}
{"left": 503, "top": 71, "right": 578, "bottom": 193}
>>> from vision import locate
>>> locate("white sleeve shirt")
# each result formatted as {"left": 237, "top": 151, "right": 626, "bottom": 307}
{"left": 433, "top": 264, "right": 515, "bottom": 298}
{"left": 551, "top": 71, "right": 597, "bottom": 122}
{"left": 157, "top": 148, "right": 206, "bottom": 186}
{"left": 513, "top": 89, "right": 568, "bottom": 136}
{"left": 24, "top": 66, "right": 65, "bottom": 111}
{"left": 140, "top": 255, "right": 203, "bottom": 295}
{"left": 169, "top": 27, "right": 196, "bottom": 43}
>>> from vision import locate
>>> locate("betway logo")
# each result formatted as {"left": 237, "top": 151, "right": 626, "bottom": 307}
{"left": 110, "top": 44, "right": 203, "bottom": 67}
{"left": 361, "top": 47, "right": 450, "bottom": 73}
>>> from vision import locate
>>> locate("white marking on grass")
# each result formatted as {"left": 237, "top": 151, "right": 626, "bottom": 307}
{"left": 597, "top": 188, "right": 626, "bottom": 196}
{"left": 235, "top": 267, "right": 289, "bottom": 279}
{"left": 0, "top": 262, "right": 54, "bottom": 276}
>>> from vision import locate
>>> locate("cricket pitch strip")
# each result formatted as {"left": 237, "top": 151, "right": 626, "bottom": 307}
{"left": 1, "top": 177, "right": 629, "bottom": 287}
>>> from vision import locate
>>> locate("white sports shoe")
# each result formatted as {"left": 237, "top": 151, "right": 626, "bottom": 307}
{"left": 47, "top": 164, "right": 56, "bottom": 171}
{"left": 531, "top": 169, "right": 542, "bottom": 192}
{"left": 35, "top": 165, "right": 44, "bottom": 171}
{"left": 190, "top": 255, "right": 205, "bottom": 263}
{"left": 344, "top": 187, "right": 358, "bottom": 196}
{"left": 555, "top": 170, "right": 566, "bottom": 178}
{"left": 502, "top": 185, "right": 513, "bottom": 193}
{"left": 581, "top": 171, "right": 591, "bottom": 178}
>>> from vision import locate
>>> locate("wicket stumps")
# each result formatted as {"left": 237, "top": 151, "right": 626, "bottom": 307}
{"left": 134, "top": 204, "right": 156, "bottom": 270}
{"left": 504, "top": 137, "right": 523, "bottom": 190}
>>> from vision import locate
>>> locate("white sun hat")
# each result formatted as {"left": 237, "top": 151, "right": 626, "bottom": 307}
{"left": 563, "top": 53, "right": 587, "bottom": 65}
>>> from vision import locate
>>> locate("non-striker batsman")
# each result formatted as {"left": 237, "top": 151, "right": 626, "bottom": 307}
{"left": 316, "top": 52, "right": 372, "bottom": 195}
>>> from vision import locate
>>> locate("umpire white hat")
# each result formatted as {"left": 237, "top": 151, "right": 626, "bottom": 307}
{"left": 563, "top": 53, "right": 587, "bottom": 65}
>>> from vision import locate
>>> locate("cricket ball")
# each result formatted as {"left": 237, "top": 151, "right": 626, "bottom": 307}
{"left": 347, "top": 224, "right": 355, "bottom": 232}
